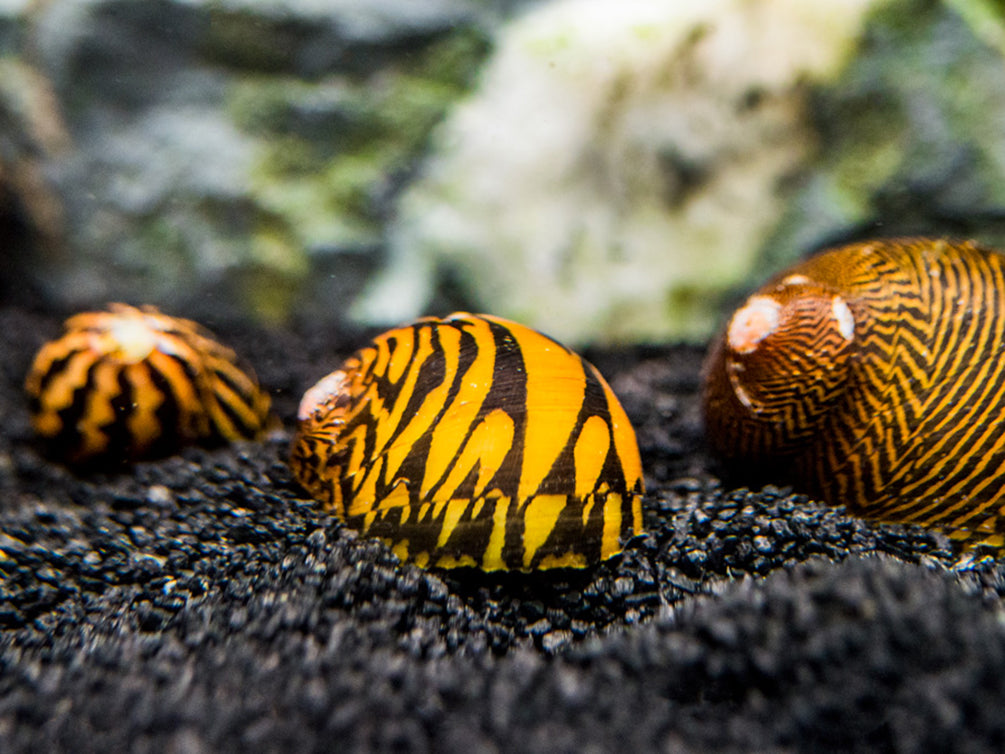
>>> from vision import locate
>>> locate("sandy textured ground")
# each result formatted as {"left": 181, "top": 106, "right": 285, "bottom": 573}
{"left": 2, "top": 305, "right": 1005, "bottom": 752}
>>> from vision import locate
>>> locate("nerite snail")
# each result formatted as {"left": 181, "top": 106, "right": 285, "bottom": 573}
{"left": 25, "top": 303, "right": 272, "bottom": 466}
{"left": 702, "top": 238, "right": 1005, "bottom": 548}
{"left": 290, "top": 312, "right": 645, "bottom": 571}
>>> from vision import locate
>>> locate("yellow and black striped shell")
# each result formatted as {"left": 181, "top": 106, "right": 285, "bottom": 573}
{"left": 290, "top": 312, "right": 645, "bottom": 571}
{"left": 702, "top": 238, "right": 1005, "bottom": 548}
{"left": 25, "top": 303, "right": 272, "bottom": 466}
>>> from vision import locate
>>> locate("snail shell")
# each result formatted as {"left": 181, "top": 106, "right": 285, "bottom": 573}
{"left": 24, "top": 303, "right": 272, "bottom": 466}
{"left": 290, "top": 312, "right": 645, "bottom": 571}
{"left": 702, "top": 238, "right": 1005, "bottom": 547}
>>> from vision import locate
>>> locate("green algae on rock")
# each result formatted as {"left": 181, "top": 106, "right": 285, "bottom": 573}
{"left": 9, "top": 0, "right": 494, "bottom": 325}
{"left": 758, "top": 0, "right": 1005, "bottom": 278}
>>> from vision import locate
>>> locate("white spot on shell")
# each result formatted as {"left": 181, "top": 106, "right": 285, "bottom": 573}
{"left": 298, "top": 371, "right": 350, "bottom": 422}
{"left": 780, "top": 274, "right": 811, "bottom": 287}
{"left": 733, "top": 382, "right": 754, "bottom": 410}
{"left": 107, "top": 316, "right": 157, "bottom": 363}
{"left": 727, "top": 296, "right": 781, "bottom": 355}
{"left": 832, "top": 296, "right": 854, "bottom": 341}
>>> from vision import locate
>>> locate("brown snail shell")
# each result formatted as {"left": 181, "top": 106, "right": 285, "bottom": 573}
{"left": 702, "top": 238, "right": 1005, "bottom": 548}
{"left": 24, "top": 303, "right": 272, "bottom": 466}
{"left": 289, "top": 312, "right": 645, "bottom": 571}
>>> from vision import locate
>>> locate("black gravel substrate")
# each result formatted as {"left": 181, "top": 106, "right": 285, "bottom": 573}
{"left": 3, "top": 305, "right": 1005, "bottom": 753}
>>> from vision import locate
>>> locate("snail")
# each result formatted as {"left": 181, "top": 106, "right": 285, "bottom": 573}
{"left": 702, "top": 237, "right": 1005, "bottom": 548}
{"left": 25, "top": 303, "right": 272, "bottom": 466}
{"left": 290, "top": 312, "right": 645, "bottom": 571}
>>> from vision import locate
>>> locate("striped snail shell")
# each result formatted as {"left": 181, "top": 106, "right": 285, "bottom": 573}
{"left": 25, "top": 303, "right": 272, "bottom": 466}
{"left": 289, "top": 312, "right": 645, "bottom": 571}
{"left": 702, "top": 237, "right": 1005, "bottom": 547}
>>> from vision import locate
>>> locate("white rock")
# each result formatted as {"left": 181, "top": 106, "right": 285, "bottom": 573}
{"left": 357, "top": 0, "right": 876, "bottom": 345}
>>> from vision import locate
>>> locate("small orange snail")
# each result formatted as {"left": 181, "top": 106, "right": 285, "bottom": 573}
{"left": 290, "top": 312, "right": 645, "bottom": 571}
{"left": 702, "top": 238, "right": 1005, "bottom": 548}
{"left": 25, "top": 303, "right": 272, "bottom": 466}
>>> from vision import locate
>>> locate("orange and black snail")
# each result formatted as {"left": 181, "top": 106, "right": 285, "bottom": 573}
{"left": 25, "top": 303, "right": 272, "bottom": 466}
{"left": 703, "top": 237, "right": 1005, "bottom": 550}
{"left": 289, "top": 312, "right": 645, "bottom": 571}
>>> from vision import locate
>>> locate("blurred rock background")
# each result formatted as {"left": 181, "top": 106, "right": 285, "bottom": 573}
{"left": 1, "top": 0, "right": 1004, "bottom": 344}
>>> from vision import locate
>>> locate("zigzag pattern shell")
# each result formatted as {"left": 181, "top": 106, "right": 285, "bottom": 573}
{"left": 290, "top": 312, "right": 645, "bottom": 571}
{"left": 703, "top": 238, "right": 1005, "bottom": 549}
